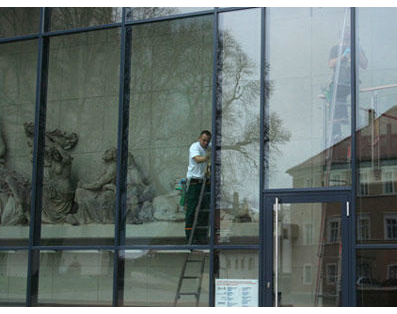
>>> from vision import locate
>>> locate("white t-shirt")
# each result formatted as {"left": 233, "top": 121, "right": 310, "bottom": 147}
{"left": 186, "top": 141, "right": 208, "bottom": 179}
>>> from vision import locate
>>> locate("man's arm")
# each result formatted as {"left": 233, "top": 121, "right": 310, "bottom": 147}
{"left": 329, "top": 46, "right": 349, "bottom": 69}
{"left": 193, "top": 155, "right": 209, "bottom": 163}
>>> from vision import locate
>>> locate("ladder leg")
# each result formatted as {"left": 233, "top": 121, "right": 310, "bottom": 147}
{"left": 173, "top": 252, "right": 191, "bottom": 307}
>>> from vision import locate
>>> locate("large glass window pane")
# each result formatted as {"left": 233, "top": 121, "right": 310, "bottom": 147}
{"left": 40, "top": 29, "right": 120, "bottom": 245}
{"left": 267, "top": 8, "right": 351, "bottom": 189}
{"left": 50, "top": 8, "right": 122, "bottom": 31}
{"left": 215, "top": 9, "right": 261, "bottom": 245}
{"left": 214, "top": 250, "right": 259, "bottom": 307}
{"left": 0, "top": 40, "right": 37, "bottom": 246}
{"left": 38, "top": 250, "right": 114, "bottom": 306}
{"left": 126, "top": 7, "right": 212, "bottom": 21}
{"left": 357, "top": 249, "right": 397, "bottom": 306}
{"left": 122, "top": 250, "right": 209, "bottom": 306}
{"left": 0, "top": 8, "right": 40, "bottom": 38}
{"left": 0, "top": 250, "right": 28, "bottom": 305}
{"left": 126, "top": 16, "right": 213, "bottom": 245}
{"left": 356, "top": 8, "right": 397, "bottom": 245}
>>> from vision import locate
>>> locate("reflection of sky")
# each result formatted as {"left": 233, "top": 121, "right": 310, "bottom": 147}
{"left": 268, "top": 7, "right": 350, "bottom": 188}
{"left": 219, "top": 9, "right": 261, "bottom": 69}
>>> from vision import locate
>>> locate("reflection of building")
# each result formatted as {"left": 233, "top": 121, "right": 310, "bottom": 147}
{"left": 286, "top": 105, "right": 397, "bottom": 306}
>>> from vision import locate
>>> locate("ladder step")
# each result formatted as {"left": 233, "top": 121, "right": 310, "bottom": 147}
{"left": 182, "top": 276, "right": 199, "bottom": 279}
{"left": 187, "top": 259, "right": 203, "bottom": 263}
{"left": 179, "top": 292, "right": 198, "bottom": 296}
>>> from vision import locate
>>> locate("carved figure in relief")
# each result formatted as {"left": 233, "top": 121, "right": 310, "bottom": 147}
{"left": 41, "top": 142, "right": 76, "bottom": 223}
{"left": 23, "top": 122, "right": 79, "bottom": 224}
{"left": 126, "top": 153, "right": 154, "bottom": 224}
{"left": 0, "top": 126, "right": 30, "bottom": 225}
{"left": 72, "top": 148, "right": 117, "bottom": 224}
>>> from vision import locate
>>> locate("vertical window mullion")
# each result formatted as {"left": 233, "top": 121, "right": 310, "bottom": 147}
{"left": 113, "top": 7, "right": 131, "bottom": 307}
{"left": 209, "top": 7, "right": 219, "bottom": 307}
{"left": 350, "top": 6, "right": 358, "bottom": 307}
{"left": 26, "top": 7, "right": 50, "bottom": 307}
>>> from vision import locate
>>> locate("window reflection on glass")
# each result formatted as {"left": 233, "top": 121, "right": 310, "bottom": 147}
{"left": 50, "top": 8, "right": 122, "bottom": 31}
{"left": 0, "top": 8, "right": 40, "bottom": 38}
{"left": 40, "top": 29, "right": 120, "bottom": 245}
{"left": 357, "top": 8, "right": 397, "bottom": 245}
{"left": 0, "top": 40, "right": 37, "bottom": 245}
{"left": 267, "top": 8, "right": 352, "bottom": 189}
{"left": 126, "top": 16, "right": 213, "bottom": 245}
{"left": 0, "top": 250, "right": 28, "bottom": 305}
{"left": 122, "top": 250, "right": 209, "bottom": 306}
{"left": 357, "top": 250, "right": 397, "bottom": 306}
{"left": 215, "top": 9, "right": 261, "bottom": 245}
{"left": 38, "top": 250, "right": 114, "bottom": 306}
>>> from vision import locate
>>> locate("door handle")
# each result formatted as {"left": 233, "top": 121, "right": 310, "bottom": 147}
{"left": 273, "top": 197, "right": 279, "bottom": 307}
{"left": 346, "top": 201, "right": 350, "bottom": 217}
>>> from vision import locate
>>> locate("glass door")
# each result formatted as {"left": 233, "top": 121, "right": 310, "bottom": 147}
{"left": 263, "top": 193, "right": 350, "bottom": 307}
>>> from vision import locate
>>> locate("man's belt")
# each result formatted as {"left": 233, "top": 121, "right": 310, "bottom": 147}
{"left": 189, "top": 178, "right": 210, "bottom": 185}
{"left": 190, "top": 178, "right": 204, "bottom": 183}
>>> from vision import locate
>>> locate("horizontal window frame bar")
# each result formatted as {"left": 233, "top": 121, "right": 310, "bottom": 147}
{"left": 264, "top": 186, "right": 352, "bottom": 194}
{"left": 0, "top": 7, "right": 257, "bottom": 43}
{"left": 356, "top": 244, "right": 397, "bottom": 250}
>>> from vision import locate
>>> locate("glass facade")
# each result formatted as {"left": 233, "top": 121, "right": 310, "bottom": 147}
{"left": 0, "top": 7, "right": 396, "bottom": 307}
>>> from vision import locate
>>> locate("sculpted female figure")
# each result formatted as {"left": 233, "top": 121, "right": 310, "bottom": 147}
{"left": 41, "top": 143, "right": 75, "bottom": 223}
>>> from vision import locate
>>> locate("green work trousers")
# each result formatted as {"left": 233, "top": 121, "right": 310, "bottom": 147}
{"left": 185, "top": 181, "right": 210, "bottom": 244}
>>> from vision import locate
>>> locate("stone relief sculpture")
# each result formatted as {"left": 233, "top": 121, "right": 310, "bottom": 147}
{"left": 0, "top": 168, "right": 30, "bottom": 225}
{"left": 24, "top": 122, "right": 78, "bottom": 224}
{"left": 1, "top": 121, "right": 255, "bottom": 228}
{"left": 41, "top": 142, "right": 76, "bottom": 224}
{"left": 126, "top": 153, "right": 155, "bottom": 224}
{"left": 71, "top": 148, "right": 117, "bottom": 224}
{"left": 0, "top": 126, "right": 30, "bottom": 225}
{"left": 70, "top": 150, "right": 156, "bottom": 225}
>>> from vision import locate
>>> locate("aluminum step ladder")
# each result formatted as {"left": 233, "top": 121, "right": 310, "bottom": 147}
{"left": 173, "top": 175, "right": 210, "bottom": 307}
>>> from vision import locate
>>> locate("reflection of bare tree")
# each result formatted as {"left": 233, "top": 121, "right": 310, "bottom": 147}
{"left": 51, "top": 8, "right": 120, "bottom": 29}
{"left": 127, "top": 7, "right": 178, "bottom": 20}
{"left": 216, "top": 28, "right": 290, "bottom": 208}
{"left": 0, "top": 8, "right": 39, "bottom": 38}
{"left": 217, "top": 31, "right": 290, "bottom": 162}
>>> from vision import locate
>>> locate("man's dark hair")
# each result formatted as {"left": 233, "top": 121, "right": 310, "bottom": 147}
{"left": 200, "top": 130, "right": 211, "bottom": 137}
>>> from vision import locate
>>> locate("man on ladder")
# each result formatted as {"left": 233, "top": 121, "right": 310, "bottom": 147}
{"left": 173, "top": 130, "right": 211, "bottom": 307}
{"left": 185, "top": 130, "right": 212, "bottom": 245}
{"left": 327, "top": 25, "right": 368, "bottom": 144}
